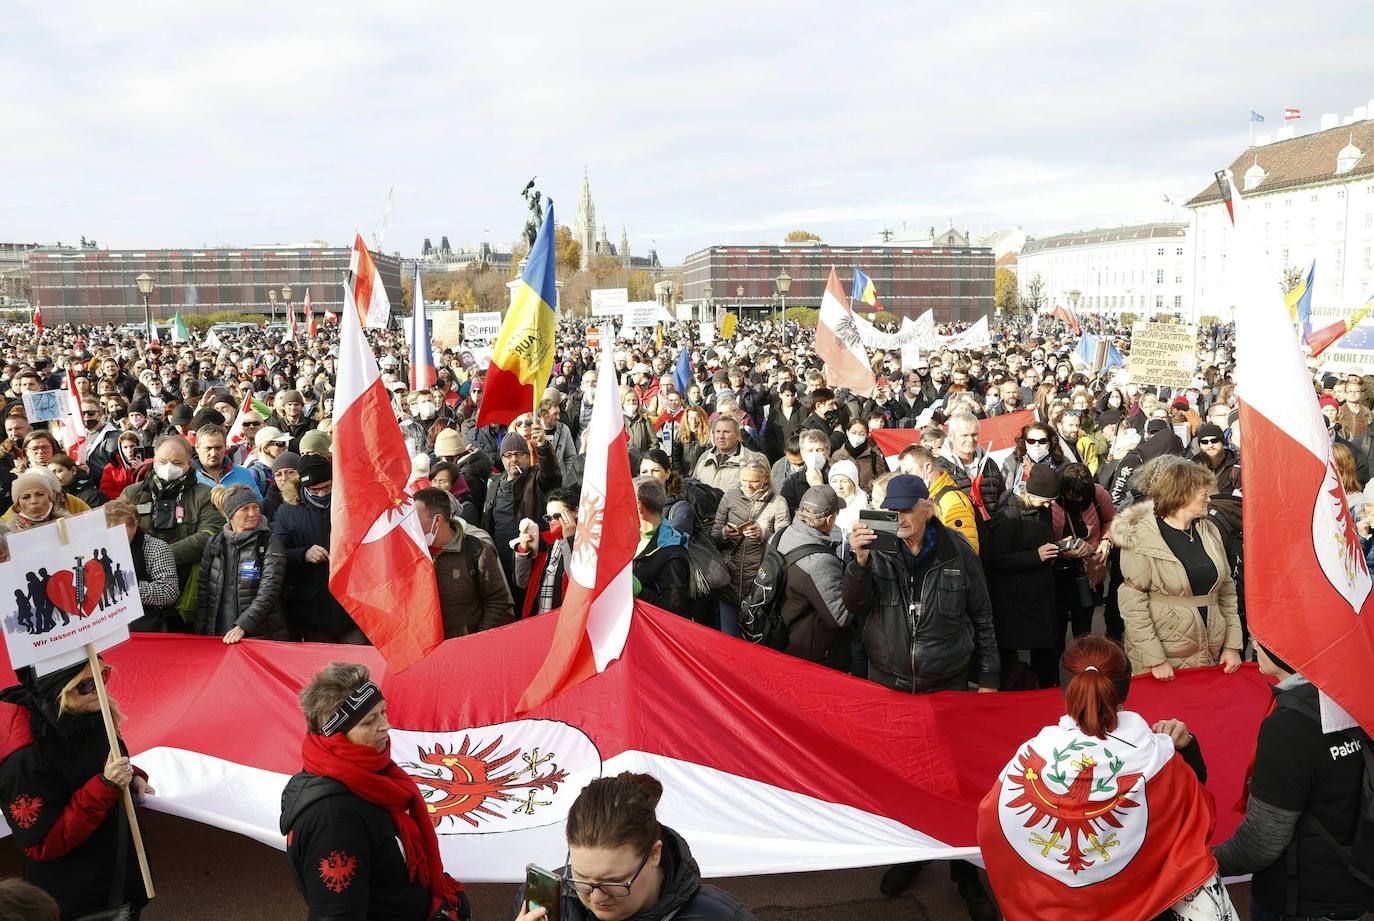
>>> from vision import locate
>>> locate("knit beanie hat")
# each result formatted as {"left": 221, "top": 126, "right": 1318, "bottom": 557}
{"left": 222, "top": 487, "right": 259, "bottom": 521}
{"left": 299, "top": 430, "right": 332, "bottom": 456}
{"left": 434, "top": 428, "right": 464, "bottom": 457}
{"left": 1025, "top": 464, "right": 1061, "bottom": 501}
{"left": 298, "top": 455, "right": 332, "bottom": 487}
{"left": 501, "top": 432, "right": 529, "bottom": 455}
{"left": 11, "top": 468, "right": 59, "bottom": 503}
{"left": 270, "top": 451, "right": 301, "bottom": 474}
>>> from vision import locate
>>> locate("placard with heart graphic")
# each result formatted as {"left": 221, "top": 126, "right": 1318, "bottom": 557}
{"left": 45, "top": 560, "right": 107, "bottom": 619}
{"left": 0, "top": 512, "right": 143, "bottom": 672}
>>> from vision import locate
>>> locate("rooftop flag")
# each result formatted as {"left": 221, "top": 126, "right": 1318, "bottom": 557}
{"left": 1250, "top": 109, "right": 1265, "bottom": 123}
{"left": 1284, "top": 107, "right": 1302, "bottom": 121}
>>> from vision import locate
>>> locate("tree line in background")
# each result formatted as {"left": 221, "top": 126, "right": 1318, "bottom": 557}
{"left": 401, "top": 224, "right": 672, "bottom": 316}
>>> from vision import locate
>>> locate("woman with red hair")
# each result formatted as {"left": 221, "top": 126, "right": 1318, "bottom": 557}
{"left": 977, "top": 636, "right": 1238, "bottom": 920}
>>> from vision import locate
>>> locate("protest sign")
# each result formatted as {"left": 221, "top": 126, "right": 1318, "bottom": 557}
{"left": 22, "top": 389, "right": 70, "bottom": 424}
{"left": 462, "top": 311, "right": 502, "bottom": 344}
{"left": 591, "top": 288, "right": 629, "bottom": 316}
{"left": 431, "top": 313, "right": 464, "bottom": 349}
{"left": 457, "top": 346, "right": 493, "bottom": 372}
{"left": 626, "top": 302, "right": 659, "bottom": 327}
{"left": 1130, "top": 321, "right": 1197, "bottom": 389}
{"left": 675, "top": 304, "right": 693, "bottom": 323}
{"left": 587, "top": 326, "right": 602, "bottom": 349}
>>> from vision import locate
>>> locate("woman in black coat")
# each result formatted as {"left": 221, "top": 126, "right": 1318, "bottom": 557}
{"left": 985, "top": 465, "right": 1063, "bottom": 690}
{"left": 0, "top": 659, "right": 153, "bottom": 920}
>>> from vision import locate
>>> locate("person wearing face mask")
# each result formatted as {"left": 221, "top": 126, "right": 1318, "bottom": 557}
{"left": 780, "top": 430, "right": 833, "bottom": 515}
{"left": 800, "top": 388, "right": 847, "bottom": 452}
{"left": 513, "top": 488, "right": 580, "bottom": 618}
{"left": 1001, "top": 422, "right": 1065, "bottom": 495}
{"left": 272, "top": 455, "right": 366, "bottom": 643}
{"left": 413, "top": 487, "right": 514, "bottom": 637}
{"left": 399, "top": 390, "right": 448, "bottom": 459}
{"left": 987, "top": 464, "right": 1065, "bottom": 690}
{"left": 121, "top": 434, "right": 225, "bottom": 630}
{"left": 621, "top": 390, "right": 657, "bottom": 458}
{"left": 829, "top": 418, "right": 884, "bottom": 492}
{"left": 3, "top": 469, "right": 69, "bottom": 531}
{"left": 482, "top": 430, "right": 562, "bottom": 595}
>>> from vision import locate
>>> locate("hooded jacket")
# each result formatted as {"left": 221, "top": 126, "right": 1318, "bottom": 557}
{"left": 193, "top": 454, "right": 263, "bottom": 501}
{"left": 509, "top": 826, "right": 755, "bottom": 921}
{"left": 633, "top": 519, "right": 691, "bottom": 618}
{"left": 1109, "top": 501, "right": 1242, "bottom": 674}
{"left": 1109, "top": 426, "right": 1185, "bottom": 506}
{"left": 936, "top": 443, "right": 1006, "bottom": 518}
{"left": 776, "top": 519, "right": 851, "bottom": 669}
{"left": 194, "top": 520, "right": 286, "bottom": 638}
{"left": 0, "top": 678, "right": 149, "bottom": 919}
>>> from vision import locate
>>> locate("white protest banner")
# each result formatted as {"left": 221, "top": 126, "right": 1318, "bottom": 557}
{"left": 462, "top": 311, "right": 502, "bottom": 344}
{"left": 901, "top": 341, "right": 922, "bottom": 370}
{"left": 591, "top": 288, "right": 629, "bottom": 316}
{"left": 676, "top": 304, "right": 694, "bottom": 323}
{"left": 910, "top": 309, "right": 936, "bottom": 348}
{"left": 22, "top": 389, "right": 71, "bottom": 424}
{"left": 942, "top": 315, "right": 991, "bottom": 350}
{"left": 431, "top": 313, "right": 464, "bottom": 350}
{"left": 626, "top": 302, "right": 659, "bottom": 327}
{"left": 1129, "top": 321, "right": 1197, "bottom": 389}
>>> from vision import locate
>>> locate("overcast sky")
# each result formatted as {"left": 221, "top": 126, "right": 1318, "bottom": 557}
{"left": 4, "top": 2, "right": 1372, "bottom": 263}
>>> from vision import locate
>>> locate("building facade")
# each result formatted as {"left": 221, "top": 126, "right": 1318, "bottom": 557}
{"left": 1187, "top": 115, "right": 1374, "bottom": 323}
{"left": 415, "top": 238, "right": 516, "bottom": 275}
{"left": 682, "top": 232, "right": 993, "bottom": 323}
{"left": 28, "top": 245, "right": 403, "bottom": 325}
{"left": 1017, "top": 223, "right": 1190, "bottom": 317}
{"left": 0, "top": 243, "right": 39, "bottom": 305}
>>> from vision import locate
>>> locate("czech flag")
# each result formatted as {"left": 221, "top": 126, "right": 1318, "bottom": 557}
{"left": 476, "top": 201, "right": 558, "bottom": 427}
{"left": 409, "top": 263, "right": 437, "bottom": 391}
{"left": 852, "top": 267, "right": 879, "bottom": 308}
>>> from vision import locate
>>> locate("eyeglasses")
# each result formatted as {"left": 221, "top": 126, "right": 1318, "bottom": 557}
{"left": 501, "top": 450, "right": 525, "bottom": 459}
{"left": 243, "top": 421, "right": 261, "bottom": 428}
{"left": 1024, "top": 436, "right": 1050, "bottom": 445}
{"left": 1199, "top": 437, "right": 1222, "bottom": 445}
{"left": 562, "top": 848, "right": 651, "bottom": 899}
{"left": 75, "top": 666, "right": 112, "bottom": 696}
{"left": 514, "top": 420, "right": 532, "bottom": 429}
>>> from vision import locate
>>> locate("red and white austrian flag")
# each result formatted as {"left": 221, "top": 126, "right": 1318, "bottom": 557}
{"left": 978, "top": 712, "right": 1219, "bottom": 921}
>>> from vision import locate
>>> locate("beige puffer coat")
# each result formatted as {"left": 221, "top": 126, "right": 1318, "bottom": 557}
{"left": 1109, "top": 500, "right": 1242, "bottom": 675}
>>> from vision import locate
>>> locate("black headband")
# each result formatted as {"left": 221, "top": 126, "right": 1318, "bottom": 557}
{"left": 319, "top": 682, "right": 383, "bottom": 737}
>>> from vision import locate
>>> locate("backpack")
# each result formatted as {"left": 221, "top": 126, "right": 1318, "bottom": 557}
{"left": 738, "top": 529, "right": 831, "bottom": 650}
{"left": 683, "top": 479, "right": 724, "bottom": 533}
{"left": 1276, "top": 693, "right": 1374, "bottom": 892}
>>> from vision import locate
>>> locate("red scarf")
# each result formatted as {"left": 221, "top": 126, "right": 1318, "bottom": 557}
{"left": 520, "top": 524, "right": 569, "bottom": 619}
{"left": 302, "top": 732, "right": 462, "bottom": 912}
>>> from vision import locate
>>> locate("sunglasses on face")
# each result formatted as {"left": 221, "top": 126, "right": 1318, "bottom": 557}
{"left": 75, "top": 666, "right": 113, "bottom": 696}
{"left": 1199, "top": 437, "right": 1222, "bottom": 446}
{"left": 1024, "top": 436, "right": 1050, "bottom": 445}
{"left": 243, "top": 421, "right": 261, "bottom": 428}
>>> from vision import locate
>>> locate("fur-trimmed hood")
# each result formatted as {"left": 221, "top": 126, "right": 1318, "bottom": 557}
{"left": 1108, "top": 500, "right": 1164, "bottom": 555}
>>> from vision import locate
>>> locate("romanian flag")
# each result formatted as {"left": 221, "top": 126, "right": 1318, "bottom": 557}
{"left": 476, "top": 200, "right": 558, "bottom": 427}
{"left": 852, "top": 267, "right": 878, "bottom": 308}
{"left": 1286, "top": 259, "right": 1315, "bottom": 338}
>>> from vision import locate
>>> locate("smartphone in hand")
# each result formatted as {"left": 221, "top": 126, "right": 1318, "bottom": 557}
{"left": 526, "top": 864, "right": 561, "bottom": 921}
{"left": 858, "top": 509, "right": 901, "bottom": 553}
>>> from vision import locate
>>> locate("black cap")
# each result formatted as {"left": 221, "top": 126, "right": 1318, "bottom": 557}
{"left": 1096, "top": 409, "right": 1123, "bottom": 428}
{"left": 170, "top": 403, "right": 194, "bottom": 425}
{"left": 1025, "top": 464, "right": 1061, "bottom": 501}
{"left": 1197, "top": 422, "right": 1224, "bottom": 442}
{"left": 298, "top": 454, "right": 332, "bottom": 487}
{"left": 190, "top": 408, "right": 225, "bottom": 431}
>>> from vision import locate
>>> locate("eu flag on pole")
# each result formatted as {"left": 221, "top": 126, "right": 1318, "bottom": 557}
{"left": 476, "top": 201, "right": 559, "bottom": 427}
{"left": 851, "top": 267, "right": 878, "bottom": 307}
{"left": 1250, "top": 109, "right": 1265, "bottom": 123}
{"left": 673, "top": 343, "right": 692, "bottom": 395}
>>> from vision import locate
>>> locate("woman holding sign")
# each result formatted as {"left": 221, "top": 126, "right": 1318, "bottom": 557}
{"left": 0, "top": 659, "right": 154, "bottom": 919}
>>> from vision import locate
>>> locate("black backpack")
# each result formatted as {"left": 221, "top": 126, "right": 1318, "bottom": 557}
{"left": 683, "top": 478, "right": 724, "bottom": 533}
{"left": 738, "top": 529, "right": 831, "bottom": 650}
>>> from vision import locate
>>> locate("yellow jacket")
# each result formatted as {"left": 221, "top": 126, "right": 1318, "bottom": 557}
{"left": 927, "top": 470, "right": 980, "bottom": 552}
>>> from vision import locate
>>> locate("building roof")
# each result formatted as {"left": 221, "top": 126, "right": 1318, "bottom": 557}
{"left": 1020, "top": 222, "right": 1187, "bottom": 256}
{"left": 1186, "top": 120, "right": 1374, "bottom": 207}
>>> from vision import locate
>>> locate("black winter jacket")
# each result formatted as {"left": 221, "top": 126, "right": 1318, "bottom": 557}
{"left": 633, "top": 520, "right": 691, "bottom": 619}
{"left": 985, "top": 494, "right": 1059, "bottom": 650}
{"left": 194, "top": 522, "right": 287, "bottom": 637}
{"left": 843, "top": 521, "right": 1000, "bottom": 692}
{"left": 509, "top": 826, "right": 755, "bottom": 921}
{"left": 280, "top": 773, "right": 431, "bottom": 921}
{"left": 272, "top": 486, "right": 356, "bottom": 636}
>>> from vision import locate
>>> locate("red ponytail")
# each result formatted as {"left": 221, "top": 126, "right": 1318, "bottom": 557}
{"left": 1062, "top": 635, "right": 1129, "bottom": 738}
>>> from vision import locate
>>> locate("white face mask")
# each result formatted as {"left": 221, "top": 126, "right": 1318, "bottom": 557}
{"left": 804, "top": 452, "right": 826, "bottom": 471}
{"left": 1027, "top": 444, "right": 1050, "bottom": 463}
{"left": 847, "top": 433, "right": 866, "bottom": 449}
{"left": 155, "top": 461, "right": 187, "bottom": 482}
{"left": 623, "top": 404, "right": 638, "bottom": 417}
{"left": 415, "top": 403, "right": 437, "bottom": 420}
{"left": 423, "top": 515, "right": 441, "bottom": 547}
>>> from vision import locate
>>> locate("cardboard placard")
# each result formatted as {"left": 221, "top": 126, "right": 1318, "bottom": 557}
{"left": 462, "top": 311, "right": 502, "bottom": 344}
{"left": 1130, "top": 321, "right": 1197, "bottom": 389}
{"left": 626, "top": 302, "right": 659, "bottom": 327}
{"left": 430, "top": 313, "right": 464, "bottom": 350}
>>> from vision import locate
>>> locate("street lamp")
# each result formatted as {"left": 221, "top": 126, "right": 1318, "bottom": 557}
{"left": 268, "top": 289, "right": 278, "bottom": 323}
{"left": 775, "top": 269, "right": 792, "bottom": 347}
{"left": 281, "top": 285, "right": 293, "bottom": 322}
{"left": 134, "top": 273, "right": 154, "bottom": 337}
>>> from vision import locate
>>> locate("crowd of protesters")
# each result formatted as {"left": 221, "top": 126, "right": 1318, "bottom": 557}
{"left": 0, "top": 310, "right": 1370, "bottom": 921}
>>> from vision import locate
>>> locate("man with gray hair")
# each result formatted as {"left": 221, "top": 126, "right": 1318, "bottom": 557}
{"left": 935, "top": 411, "right": 1005, "bottom": 520}
{"left": 693, "top": 416, "right": 765, "bottom": 493}
{"left": 631, "top": 474, "right": 691, "bottom": 617}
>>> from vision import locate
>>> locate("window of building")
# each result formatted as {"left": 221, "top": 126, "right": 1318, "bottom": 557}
{"left": 1155, "top": 269, "right": 1164, "bottom": 283}
{"left": 1174, "top": 295, "right": 1183, "bottom": 309}
{"left": 1175, "top": 274, "right": 1184, "bottom": 284}
{"left": 1176, "top": 247, "right": 1184, "bottom": 256}
{"left": 1311, "top": 194, "right": 1319, "bottom": 203}
{"left": 1365, "top": 213, "right": 1372, "bottom": 231}
{"left": 1155, "top": 295, "right": 1164, "bottom": 309}
{"left": 1338, "top": 189, "right": 1347, "bottom": 199}
{"left": 1281, "top": 248, "right": 1289, "bottom": 263}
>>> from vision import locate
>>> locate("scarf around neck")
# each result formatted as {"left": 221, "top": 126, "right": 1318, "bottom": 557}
{"left": 301, "top": 732, "right": 460, "bottom": 912}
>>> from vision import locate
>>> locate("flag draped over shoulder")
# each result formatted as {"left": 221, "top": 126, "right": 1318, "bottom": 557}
{"left": 517, "top": 340, "right": 638, "bottom": 712}
{"left": 476, "top": 202, "right": 558, "bottom": 428}
{"left": 328, "top": 279, "right": 443, "bottom": 670}
{"left": 65, "top": 621, "right": 1273, "bottom": 882}
{"left": 1228, "top": 171, "right": 1374, "bottom": 731}
{"left": 978, "top": 712, "right": 1219, "bottom": 921}
{"left": 816, "top": 267, "right": 875, "bottom": 395}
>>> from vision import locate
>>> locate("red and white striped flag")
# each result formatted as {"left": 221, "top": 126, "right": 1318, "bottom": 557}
{"left": 1284, "top": 107, "right": 1302, "bottom": 121}
{"left": 329, "top": 278, "right": 443, "bottom": 670}
{"left": 225, "top": 390, "right": 255, "bottom": 448}
{"left": 285, "top": 301, "right": 297, "bottom": 342}
{"left": 1228, "top": 170, "right": 1374, "bottom": 730}
{"left": 349, "top": 232, "right": 392, "bottom": 329}
{"left": 871, "top": 409, "right": 1034, "bottom": 471}
{"left": 324, "top": 307, "right": 338, "bottom": 323}
{"left": 303, "top": 289, "right": 317, "bottom": 338}
{"left": 517, "top": 339, "right": 639, "bottom": 712}
{"left": 60, "top": 368, "right": 88, "bottom": 463}
{"left": 816, "top": 267, "right": 876, "bottom": 396}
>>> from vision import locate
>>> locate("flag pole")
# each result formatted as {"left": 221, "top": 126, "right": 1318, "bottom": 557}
{"left": 1249, "top": 107, "right": 1254, "bottom": 148}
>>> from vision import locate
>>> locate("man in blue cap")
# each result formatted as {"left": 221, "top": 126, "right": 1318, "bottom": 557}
{"left": 843, "top": 473, "right": 1000, "bottom": 921}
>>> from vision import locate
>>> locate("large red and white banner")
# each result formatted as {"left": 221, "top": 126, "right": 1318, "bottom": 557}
{"left": 0, "top": 609, "right": 1272, "bottom": 882}
{"left": 1229, "top": 171, "right": 1374, "bottom": 731}
{"left": 872, "top": 409, "right": 1034, "bottom": 470}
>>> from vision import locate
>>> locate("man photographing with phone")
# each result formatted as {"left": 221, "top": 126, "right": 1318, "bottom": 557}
{"left": 843, "top": 473, "right": 1002, "bottom": 919}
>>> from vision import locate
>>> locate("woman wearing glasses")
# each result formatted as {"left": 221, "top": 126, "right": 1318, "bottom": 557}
{"left": 0, "top": 659, "right": 154, "bottom": 919}
{"left": 513, "top": 772, "right": 754, "bottom": 921}
{"left": 1000, "top": 422, "right": 1064, "bottom": 497}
